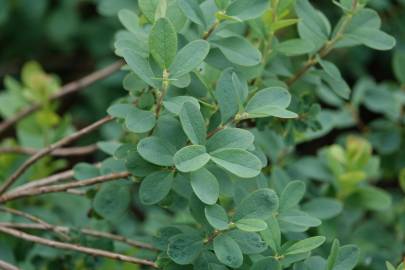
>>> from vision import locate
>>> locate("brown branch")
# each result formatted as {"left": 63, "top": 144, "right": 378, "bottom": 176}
{"left": 0, "top": 116, "right": 114, "bottom": 195}
{"left": 0, "top": 222, "right": 157, "bottom": 251}
{"left": 0, "top": 226, "right": 158, "bottom": 268}
{"left": 9, "top": 163, "right": 101, "bottom": 194}
{"left": 10, "top": 169, "right": 74, "bottom": 193}
{"left": 0, "top": 260, "right": 19, "bottom": 270}
{"left": 0, "top": 206, "right": 70, "bottom": 240}
{"left": 0, "top": 172, "right": 130, "bottom": 203}
{"left": 0, "top": 145, "right": 98, "bottom": 157}
{"left": 0, "top": 60, "right": 124, "bottom": 135}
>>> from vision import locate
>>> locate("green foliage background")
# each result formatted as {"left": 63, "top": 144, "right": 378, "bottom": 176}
{"left": 0, "top": 0, "right": 405, "bottom": 270}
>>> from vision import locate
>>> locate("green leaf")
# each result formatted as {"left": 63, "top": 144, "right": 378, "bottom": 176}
{"left": 211, "top": 36, "right": 262, "bottom": 66}
{"left": 284, "top": 236, "right": 326, "bottom": 255}
{"left": 207, "top": 128, "right": 254, "bottom": 152}
{"left": 149, "top": 17, "right": 178, "bottom": 68}
{"left": 73, "top": 163, "right": 100, "bottom": 180}
{"left": 215, "top": 0, "right": 230, "bottom": 10}
{"left": 174, "top": 145, "right": 211, "bottom": 172}
{"left": 126, "top": 151, "right": 160, "bottom": 177}
{"left": 251, "top": 257, "right": 281, "bottom": 270}
{"left": 215, "top": 69, "right": 243, "bottom": 123}
{"left": 228, "top": 230, "right": 267, "bottom": 255}
{"left": 210, "top": 148, "right": 262, "bottom": 178}
{"left": 169, "top": 40, "right": 210, "bottom": 78}
{"left": 278, "top": 209, "right": 322, "bottom": 228}
{"left": 400, "top": 168, "right": 405, "bottom": 194}
{"left": 190, "top": 168, "right": 219, "bottom": 205}
{"left": 279, "top": 180, "right": 306, "bottom": 211}
{"left": 155, "top": 0, "right": 168, "bottom": 20}
{"left": 137, "top": 136, "right": 177, "bottom": 166}
{"left": 205, "top": 204, "right": 229, "bottom": 230}
{"left": 296, "top": 0, "right": 330, "bottom": 50}
{"left": 163, "top": 96, "right": 200, "bottom": 115}
{"left": 139, "top": 0, "right": 160, "bottom": 22}
{"left": 226, "top": 0, "right": 269, "bottom": 21}
{"left": 167, "top": 233, "right": 204, "bottom": 264}
{"left": 177, "top": 0, "right": 206, "bottom": 26}
{"left": 122, "top": 49, "right": 158, "bottom": 88}
{"left": 118, "top": 9, "right": 140, "bottom": 33}
{"left": 386, "top": 262, "right": 396, "bottom": 270}
{"left": 302, "top": 198, "right": 343, "bottom": 220}
{"left": 352, "top": 186, "right": 392, "bottom": 211}
{"left": 246, "top": 87, "right": 297, "bottom": 119}
{"left": 138, "top": 0, "right": 187, "bottom": 30}
{"left": 235, "top": 218, "right": 268, "bottom": 232}
{"left": 93, "top": 182, "right": 130, "bottom": 221}
{"left": 213, "top": 234, "right": 243, "bottom": 268}
{"left": 179, "top": 101, "right": 207, "bottom": 145}
{"left": 275, "top": 39, "right": 315, "bottom": 56}
{"left": 107, "top": 103, "right": 132, "bottom": 118}
{"left": 214, "top": 70, "right": 238, "bottom": 123}
{"left": 319, "top": 59, "right": 350, "bottom": 99}
{"left": 393, "top": 51, "right": 405, "bottom": 84}
{"left": 260, "top": 216, "right": 281, "bottom": 252}
{"left": 234, "top": 188, "right": 279, "bottom": 220}
{"left": 346, "top": 28, "right": 396, "bottom": 51}
{"left": 330, "top": 245, "right": 360, "bottom": 270}
{"left": 125, "top": 107, "right": 156, "bottom": 133}
{"left": 139, "top": 171, "right": 174, "bottom": 205}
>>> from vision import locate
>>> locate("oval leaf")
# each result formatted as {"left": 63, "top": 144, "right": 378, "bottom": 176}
{"left": 210, "top": 148, "right": 262, "bottom": 178}
{"left": 174, "top": 145, "right": 211, "bottom": 172}
{"left": 139, "top": 171, "right": 174, "bottom": 205}
{"left": 137, "top": 136, "right": 177, "bottom": 166}
{"left": 190, "top": 168, "right": 219, "bottom": 205}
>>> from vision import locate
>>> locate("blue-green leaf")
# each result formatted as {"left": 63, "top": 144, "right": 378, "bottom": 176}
{"left": 190, "top": 168, "right": 219, "bottom": 205}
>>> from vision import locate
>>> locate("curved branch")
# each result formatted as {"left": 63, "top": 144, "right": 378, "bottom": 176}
{"left": 0, "top": 172, "right": 130, "bottom": 203}
{"left": 0, "top": 60, "right": 124, "bottom": 135}
{"left": 0, "top": 222, "right": 157, "bottom": 251}
{"left": 0, "top": 260, "right": 19, "bottom": 270}
{"left": 0, "top": 206, "right": 69, "bottom": 240}
{"left": 0, "top": 116, "right": 113, "bottom": 195}
{"left": 0, "top": 226, "right": 158, "bottom": 268}
{"left": 0, "top": 145, "right": 98, "bottom": 157}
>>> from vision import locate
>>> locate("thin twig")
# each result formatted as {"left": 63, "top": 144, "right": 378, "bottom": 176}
{"left": 0, "top": 61, "right": 123, "bottom": 136}
{"left": 0, "top": 116, "right": 113, "bottom": 195}
{"left": 0, "top": 172, "right": 130, "bottom": 203}
{"left": 0, "top": 222, "right": 157, "bottom": 251}
{"left": 0, "top": 226, "right": 158, "bottom": 268}
{"left": 0, "top": 260, "right": 19, "bottom": 270}
{"left": 0, "top": 145, "right": 98, "bottom": 157}
{"left": 0, "top": 207, "right": 70, "bottom": 240}
{"left": 10, "top": 169, "right": 74, "bottom": 193}
{"left": 9, "top": 163, "right": 101, "bottom": 194}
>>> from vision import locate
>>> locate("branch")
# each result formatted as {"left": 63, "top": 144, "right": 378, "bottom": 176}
{"left": 0, "top": 226, "right": 158, "bottom": 268}
{"left": 9, "top": 163, "right": 101, "bottom": 194}
{"left": 10, "top": 169, "right": 74, "bottom": 193}
{"left": 0, "top": 116, "right": 114, "bottom": 195}
{"left": 0, "top": 145, "right": 98, "bottom": 157}
{"left": 0, "top": 222, "right": 157, "bottom": 251}
{"left": 0, "top": 206, "right": 70, "bottom": 240}
{"left": 0, "top": 260, "right": 19, "bottom": 270}
{"left": 0, "top": 60, "right": 124, "bottom": 135}
{"left": 0, "top": 172, "right": 130, "bottom": 203}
